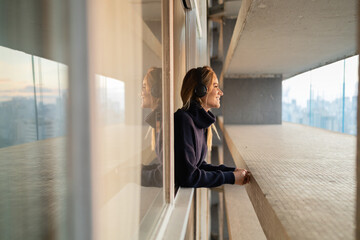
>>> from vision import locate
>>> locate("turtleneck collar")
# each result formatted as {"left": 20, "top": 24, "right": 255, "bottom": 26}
{"left": 145, "top": 106, "right": 161, "bottom": 128}
{"left": 185, "top": 100, "right": 216, "bottom": 129}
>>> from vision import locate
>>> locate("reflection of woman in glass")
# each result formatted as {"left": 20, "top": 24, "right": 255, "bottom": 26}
{"left": 141, "top": 67, "right": 163, "bottom": 187}
{"left": 174, "top": 66, "right": 251, "bottom": 188}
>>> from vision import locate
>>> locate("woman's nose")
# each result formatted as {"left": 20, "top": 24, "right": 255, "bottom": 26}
{"left": 219, "top": 88, "right": 224, "bottom": 96}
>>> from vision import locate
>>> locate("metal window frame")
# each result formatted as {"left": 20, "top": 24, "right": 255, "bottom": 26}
{"left": 162, "top": 0, "right": 175, "bottom": 205}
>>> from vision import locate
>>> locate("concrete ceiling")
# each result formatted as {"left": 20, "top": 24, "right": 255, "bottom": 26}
{"left": 225, "top": 0, "right": 358, "bottom": 80}
{"left": 136, "top": 0, "right": 161, "bottom": 21}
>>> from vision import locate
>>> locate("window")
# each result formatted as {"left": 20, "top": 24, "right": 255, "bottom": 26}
{"left": 283, "top": 55, "right": 359, "bottom": 135}
{"left": 0, "top": 47, "right": 68, "bottom": 147}
{"left": 0, "top": 46, "right": 69, "bottom": 239}
{"left": 282, "top": 71, "right": 311, "bottom": 125}
{"left": 88, "top": 1, "right": 166, "bottom": 238}
{"left": 0, "top": 1, "right": 199, "bottom": 239}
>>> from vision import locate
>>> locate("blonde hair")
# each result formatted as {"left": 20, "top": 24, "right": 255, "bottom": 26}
{"left": 146, "top": 67, "right": 162, "bottom": 109}
{"left": 144, "top": 67, "right": 162, "bottom": 151}
{"left": 180, "top": 66, "right": 219, "bottom": 152}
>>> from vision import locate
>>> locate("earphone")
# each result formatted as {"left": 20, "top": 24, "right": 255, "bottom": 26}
{"left": 150, "top": 68, "right": 162, "bottom": 98}
{"left": 194, "top": 67, "right": 207, "bottom": 97}
{"left": 151, "top": 82, "right": 161, "bottom": 98}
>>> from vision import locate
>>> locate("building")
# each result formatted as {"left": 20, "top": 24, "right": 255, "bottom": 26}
{"left": 0, "top": 0, "right": 358, "bottom": 239}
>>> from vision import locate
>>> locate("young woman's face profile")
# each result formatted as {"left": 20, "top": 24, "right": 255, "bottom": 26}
{"left": 201, "top": 75, "right": 224, "bottom": 111}
{"left": 141, "top": 76, "right": 152, "bottom": 108}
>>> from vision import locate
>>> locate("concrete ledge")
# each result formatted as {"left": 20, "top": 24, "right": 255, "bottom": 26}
{"left": 219, "top": 117, "right": 356, "bottom": 240}
{"left": 223, "top": 133, "right": 289, "bottom": 240}
{"left": 224, "top": 184, "right": 266, "bottom": 240}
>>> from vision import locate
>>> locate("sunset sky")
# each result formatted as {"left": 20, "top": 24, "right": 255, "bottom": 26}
{"left": 0, "top": 46, "right": 68, "bottom": 103}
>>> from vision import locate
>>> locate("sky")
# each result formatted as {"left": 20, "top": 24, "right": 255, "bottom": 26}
{"left": 283, "top": 55, "right": 359, "bottom": 108}
{"left": 0, "top": 46, "right": 68, "bottom": 104}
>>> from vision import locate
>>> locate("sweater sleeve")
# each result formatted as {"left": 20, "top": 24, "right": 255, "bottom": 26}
{"left": 174, "top": 112, "right": 235, "bottom": 188}
{"left": 199, "top": 162, "right": 236, "bottom": 172}
{"left": 141, "top": 162, "right": 163, "bottom": 187}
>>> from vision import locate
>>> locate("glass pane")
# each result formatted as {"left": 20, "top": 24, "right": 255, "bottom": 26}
{"left": 0, "top": 46, "right": 69, "bottom": 239}
{"left": 88, "top": 1, "right": 164, "bottom": 239}
{"left": 282, "top": 71, "right": 311, "bottom": 125}
{"left": 283, "top": 55, "right": 358, "bottom": 136}
{"left": 34, "top": 57, "right": 66, "bottom": 140}
{"left": 58, "top": 63, "right": 68, "bottom": 138}
{"left": 0, "top": 46, "right": 37, "bottom": 147}
{"left": 344, "top": 55, "right": 358, "bottom": 135}
{"left": 310, "top": 60, "right": 344, "bottom": 132}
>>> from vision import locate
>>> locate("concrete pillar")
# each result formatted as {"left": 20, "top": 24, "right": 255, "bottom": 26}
{"left": 222, "top": 18, "right": 236, "bottom": 61}
{"left": 222, "top": 76, "right": 282, "bottom": 124}
{"left": 210, "top": 18, "right": 236, "bottom": 118}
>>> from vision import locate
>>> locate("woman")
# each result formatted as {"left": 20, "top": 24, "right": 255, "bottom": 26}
{"left": 174, "top": 66, "right": 250, "bottom": 188}
{"left": 141, "top": 67, "right": 163, "bottom": 187}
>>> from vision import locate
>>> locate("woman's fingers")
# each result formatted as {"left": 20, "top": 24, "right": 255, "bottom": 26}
{"left": 235, "top": 168, "right": 245, "bottom": 172}
{"left": 244, "top": 171, "right": 251, "bottom": 184}
{"left": 234, "top": 169, "right": 251, "bottom": 185}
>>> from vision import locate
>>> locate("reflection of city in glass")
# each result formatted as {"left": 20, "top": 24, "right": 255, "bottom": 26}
{"left": 0, "top": 46, "right": 68, "bottom": 148}
{"left": 283, "top": 55, "right": 358, "bottom": 135}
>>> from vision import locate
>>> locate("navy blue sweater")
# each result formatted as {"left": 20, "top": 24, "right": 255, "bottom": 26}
{"left": 174, "top": 101, "right": 235, "bottom": 188}
{"left": 141, "top": 107, "right": 163, "bottom": 187}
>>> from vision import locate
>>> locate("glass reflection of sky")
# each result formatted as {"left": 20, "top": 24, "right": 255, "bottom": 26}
{"left": 0, "top": 46, "right": 34, "bottom": 102}
{"left": 0, "top": 46, "right": 37, "bottom": 147}
{"left": 34, "top": 56, "right": 62, "bottom": 105}
{"left": 0, "top": 46, "right": 66, "bottom": 104}
{"left": 0, "top": 46, "right": 68, "bottom": 147}
{"left": 33, "top": 57, "right": 67, "bottom": 140}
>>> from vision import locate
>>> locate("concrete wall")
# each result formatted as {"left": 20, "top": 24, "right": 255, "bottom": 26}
{"left": 222, "top": 76, "right": 282, "bottom": 124}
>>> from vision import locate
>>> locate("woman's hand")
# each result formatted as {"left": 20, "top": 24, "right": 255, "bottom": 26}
{"left": 233, "top": 168, "right": 251, "bottom": 185}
